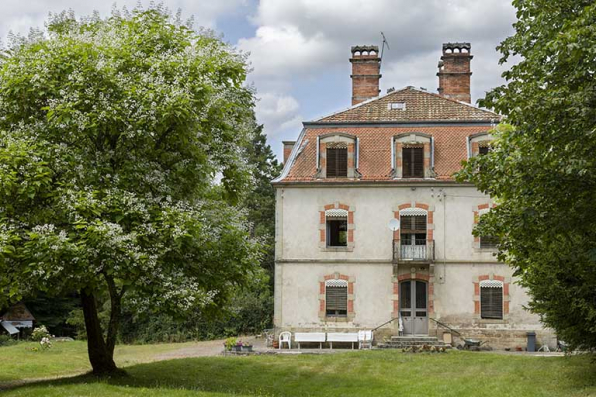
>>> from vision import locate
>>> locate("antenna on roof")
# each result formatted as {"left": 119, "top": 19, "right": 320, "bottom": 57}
{"left": 380, "top": 32, "right": 390, "bottom": 72}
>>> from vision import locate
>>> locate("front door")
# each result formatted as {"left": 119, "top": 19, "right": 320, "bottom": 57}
{"left": 399, "top": 280, "right": 428, "bottom": 335}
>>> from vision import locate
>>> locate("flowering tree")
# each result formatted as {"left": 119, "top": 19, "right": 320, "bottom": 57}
{"left": 0, "top": 7, "right": 261, "bottom": 374}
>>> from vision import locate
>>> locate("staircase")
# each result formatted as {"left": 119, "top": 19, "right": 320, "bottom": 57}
{"left": 377, "top": 335, "right": 451, "bottom": 349}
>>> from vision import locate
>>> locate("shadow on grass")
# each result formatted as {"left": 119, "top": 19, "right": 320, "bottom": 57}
{"left": 4, "top": 352, "right": 596, "bottom": 396}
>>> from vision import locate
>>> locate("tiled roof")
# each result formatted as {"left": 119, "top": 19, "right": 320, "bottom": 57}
{"left": 317, "top": 87, "right": 499, "bottom": 123}
{"left": 279, "top": 125, "right": 493, "bottom": 183}
{"left": 0, "top": 302, "right": 35, "bottom": 321}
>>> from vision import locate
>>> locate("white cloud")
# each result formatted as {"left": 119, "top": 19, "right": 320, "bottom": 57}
{"left": 255, "top": 93, "right": 302, "bottom": 138}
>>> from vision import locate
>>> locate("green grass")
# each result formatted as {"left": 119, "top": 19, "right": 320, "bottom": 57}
{"left": 1, "top": 342, "right": 595, "bottom": 396}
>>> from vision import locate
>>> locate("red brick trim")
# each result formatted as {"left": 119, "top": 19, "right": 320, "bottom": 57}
{"left": 473, "top": 203, "right": 496, "bottom": 247}
{"left": 392, "top": 272, "right": 434, "bottom": 317}
{"left": 319, "top": 273, "right": 355, "bottom": 321}
{"left": 473, "top": 274, "right": 510, "bottom": 316}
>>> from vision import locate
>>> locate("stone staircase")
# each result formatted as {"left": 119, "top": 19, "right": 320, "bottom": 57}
{"left": 377, "top": 335, "right": 451, "bottom": 349}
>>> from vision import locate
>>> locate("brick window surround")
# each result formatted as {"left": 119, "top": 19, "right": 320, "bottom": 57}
{"left": 393, "top": 132, "right": 433, "bottom": 179}
{"left": 319, "top": 273, "right": 355, "bottom": 322}
{"left": 469, "top": 132, "right": 493, "bottom": 157}
{"left": 473, "top": 203, "right": 496, "bottom": 250}
{"left": 473, "top": 274, "right": 511, "bottom": 319}
{"left": 391, "top": 202, "right": 436, "bottom": 318}
{"left": 317, "top": 133, "right": 357, "bottom": 179}
{"left": 319, "top": 202, "right": 355, "bottom": 251}
{"left": 392, "top": 272, "right": 434, "bottom": 318}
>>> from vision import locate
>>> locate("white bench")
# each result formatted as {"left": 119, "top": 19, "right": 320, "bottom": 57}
{"left": 327, "top": 332, "right": 359, "bottom": 349}
{"left": 294, "top": 332, "right": 326, "bottom": 349}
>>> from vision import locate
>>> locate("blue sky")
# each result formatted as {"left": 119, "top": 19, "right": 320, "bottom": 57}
{"left": 0, "top": 0, "right": 517, "bottom": 161}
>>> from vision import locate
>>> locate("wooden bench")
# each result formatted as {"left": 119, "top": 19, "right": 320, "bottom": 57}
{"left": 294, "top": 332, "right": 326, "bottom": 349}
{"left": 327, "top": 332, "right": 359, "bottom": 349}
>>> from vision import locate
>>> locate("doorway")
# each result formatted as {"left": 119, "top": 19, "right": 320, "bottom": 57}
{"left": 399, "top": 280, "right": 428, "bottom": 335}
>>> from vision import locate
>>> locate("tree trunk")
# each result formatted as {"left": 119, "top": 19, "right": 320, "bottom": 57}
{"left": 80, "top": 289, "right": 118, "bottom": 375}
{"left": 104, "top": 274, "right": 122, "bottom": 357}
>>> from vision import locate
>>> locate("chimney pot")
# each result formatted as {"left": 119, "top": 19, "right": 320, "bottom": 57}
{"left": 350, "top": 45, "right": 381, "bottom": 106}
{"left": 437, "top": 42, "right": 473, "bottom": 103}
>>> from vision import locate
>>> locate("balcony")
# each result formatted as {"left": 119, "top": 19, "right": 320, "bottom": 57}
{"left": 393, "top": 240, "right": 435, "bottom": 264}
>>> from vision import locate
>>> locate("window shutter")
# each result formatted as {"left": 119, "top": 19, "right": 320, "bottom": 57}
{"left": 480, "top": 236, "right": 498, "bottom": 249}
{"left": 326, "top": 148, "right": 347, "bottom": 178}
{"left": 400, "top": 215, "right": 426, "bottom": 233}
{"left": 402, "top": 147, "right": 424, "bottom": 178}
{"left": 326, "top": 286, "right": 348, "bottom": 316}
{"left": 481, "top": 286, "right": 503, "bottom": 319}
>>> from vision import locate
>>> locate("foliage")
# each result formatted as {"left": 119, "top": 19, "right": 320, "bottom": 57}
{"left": 224, "top": 337, "right": 237, "bottom": 351}
{"left": 31, "top": 325, "right": 52, "bottom": 342}
{"left": 457, "top": 0, "right": 596, "bottom": 349}
{"left": 24, "top": 293, "right": 79, "bottom": 337}
{"left": 0, "top": 334, "right": 17, "bottom": 346}
{"left": 0, "top": 5, "right": 261, "bottom": 373}
{"left": 39, "top": 337, "right": 53, "bottom": 350}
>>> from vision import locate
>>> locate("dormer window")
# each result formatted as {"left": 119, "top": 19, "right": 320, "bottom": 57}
{"left": 402, "top": 146, "right": 424, "bottom": 178}
{"left": 392, "top": 132, "right": 433, "bottom": 179}
{"left": 469, "top": 132, "right": 494, "bottom": 157}
{"left": 326, "top": 145, "right": 348, "bottom": 178}
{"left": 318, "top": 133, "right": 358, "bottom": 179}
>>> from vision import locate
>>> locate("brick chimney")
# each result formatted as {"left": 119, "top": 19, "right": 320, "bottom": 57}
{"left": 350, "top": 45, "right": 381, "bottom": 106}
{"left": 437, "top": 42, "right": 472, "bottom": 103}
{"left": 282, "top": 141, "right": 295, "bottom": 163}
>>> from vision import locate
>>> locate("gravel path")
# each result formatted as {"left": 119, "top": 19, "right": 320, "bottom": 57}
{"left": 154, "top": 336, "right": 266, "bottom": 360}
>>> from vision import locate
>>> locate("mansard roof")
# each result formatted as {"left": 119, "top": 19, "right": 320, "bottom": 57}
{"left": 316, "top": 86, "right": 499, "bottom": 123}
{"left": 273, "top": 87, "right": 500, "bottom": 184}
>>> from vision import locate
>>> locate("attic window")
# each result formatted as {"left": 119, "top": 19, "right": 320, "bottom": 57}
{"left": 389, "top": 102, "right": 406, "bottom": 110}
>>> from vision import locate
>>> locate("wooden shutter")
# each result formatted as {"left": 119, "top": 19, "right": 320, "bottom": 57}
{"left": 403, "top": 147, "right": 424, "bottom": 178}
{"left": 481, "top": 286, "right": 503, "bottom": 319}
{"left": 326, "top": 148, "right": 347, "bottom": 178}
{"left": 400, "top": 215, "right": 426, "bottom": 233}
{"left": 480, "top": 236, "right": 498, "bottom": 249}
{"left": 326, "top": 286, "right": 348, "bottom": 316}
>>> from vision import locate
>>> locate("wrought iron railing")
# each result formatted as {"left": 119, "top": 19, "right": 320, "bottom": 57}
{"left": 393, "top": 240, "right": 434, "bottom": 262}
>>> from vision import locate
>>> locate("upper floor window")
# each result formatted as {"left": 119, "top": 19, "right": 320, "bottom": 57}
{"left": 326, "top": 146, "right": 348, "bottom": 178}
{"left": 480, "top": 280, "right": 503, "bottom": 319}
{"left": 402, "top": 146, "right": 424, "bottom": 178}
{"left": 326, "top": 209, "right": 348, "bottom": 247}
{"left": 393, "top": 132, "right": 433, "bottom": 179}
{"left": 318, "top": 134, "right": 358, "bottom": 179}
{"left": 469, "top": 132, "right": 493, "bottom": 158}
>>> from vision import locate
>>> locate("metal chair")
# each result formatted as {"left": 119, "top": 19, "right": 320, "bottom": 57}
{"left": 279, "top": 331, "right": 292, "bottom": 350}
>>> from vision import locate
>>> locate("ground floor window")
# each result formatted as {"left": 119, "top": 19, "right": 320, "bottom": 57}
{"left": 325, "top": 279, "right": 348, "bottom": 317}
{"left": 480, "top": 280, "right": 503, "bottom": 319}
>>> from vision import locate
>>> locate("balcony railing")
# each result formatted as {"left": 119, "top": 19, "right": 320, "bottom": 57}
{"left": 393, "top": 240, "right": 434, "bottom": 263}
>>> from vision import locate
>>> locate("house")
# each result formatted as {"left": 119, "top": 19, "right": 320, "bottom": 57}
{"left": 272, "top": 43, "right": 555, "bottom": 348}
{"left": 1, "top": 302, "right": 35, "bottom": 337}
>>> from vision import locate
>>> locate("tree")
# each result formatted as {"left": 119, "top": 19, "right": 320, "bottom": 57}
{"left": 0, "top": 6, "right": 261, "bottom": 374}
{"left": 457, "top": 0, "right": 596, "bottom": 349}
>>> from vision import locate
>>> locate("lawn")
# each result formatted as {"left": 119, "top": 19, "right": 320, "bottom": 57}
{"left": 1, "top": 341, "right": 595, "bottom": 396}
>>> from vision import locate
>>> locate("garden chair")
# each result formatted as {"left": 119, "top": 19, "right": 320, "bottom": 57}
{"left": 279, "top": 331, "right": 292, "bottom": 350}
{"left": 358, "top": 330, "right": 373, "bottom": 349}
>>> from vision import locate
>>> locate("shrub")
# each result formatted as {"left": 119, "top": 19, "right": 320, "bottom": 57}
{"left": 31, "top": 325, "right": 51, "bottom": 341}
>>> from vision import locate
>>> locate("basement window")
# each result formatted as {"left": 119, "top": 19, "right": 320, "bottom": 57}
{"left": 389, "top": 102, "right": 406, "bottom": 110}
{"left": 326, "top": 279, "right": 348, "bottom": 317}
{"left": 480, "top": 280, "right": 503, "bottom": 319}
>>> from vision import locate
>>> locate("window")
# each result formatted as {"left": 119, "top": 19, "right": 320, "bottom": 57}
{"left": 402, "top": 146, "right": 424, "bottom": 178}
{"left": 389, "top": 102, "right": 406, "bottom": 110}
{"left": 478, "top": 145, "right": 490, "bottom": 155}
{"left": 326, "top": 279, "right": 348, "bottom": 317}
{"left": 480, "top": 280, "right": 503, "bottom": 319}
{"left": 326, "top": 209, "right": 348, "bottom": 247}
{"left": 480, "top": 235, "right": 499, "bottom": 249}
{"left": 400, "top": 213, "right": 427, "bottom": 259}
{"left": 326, "top": 147, "right": 348, "bottom": 178}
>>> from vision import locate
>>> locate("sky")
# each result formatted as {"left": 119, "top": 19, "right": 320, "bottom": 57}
{"left": 0, "top": 0, "right": 518, "bottom": 161}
